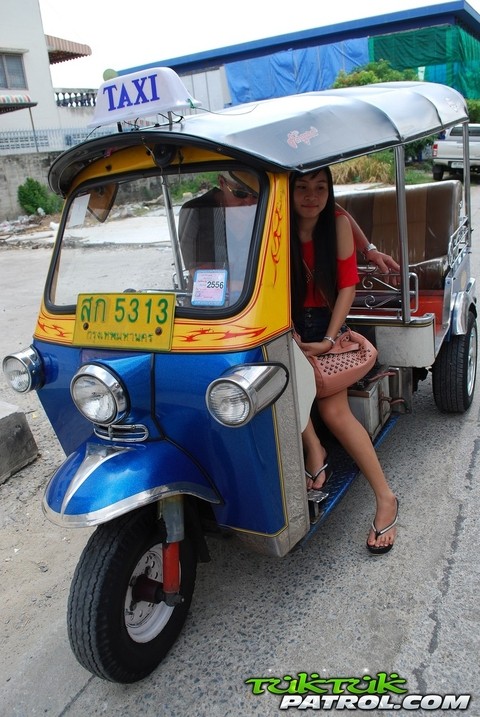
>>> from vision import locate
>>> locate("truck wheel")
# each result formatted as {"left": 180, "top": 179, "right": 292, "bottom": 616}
{"left": 67, "top": 506, "right": 196, "bottom": 683}
{"left": 432, "top": 166, "right": 444, "bottom": 181}
{"left": 432, "top": 310, "right": 477, "bottom": 412}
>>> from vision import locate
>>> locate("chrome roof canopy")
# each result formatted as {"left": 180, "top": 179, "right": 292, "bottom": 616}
{"left": 187, "top": 81, "right": 468, "bottom": 169}
{"left": 49, "top": 79, "right": 469, "bottom": 195}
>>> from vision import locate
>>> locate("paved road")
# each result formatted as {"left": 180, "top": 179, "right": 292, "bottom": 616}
{"left": 1, "top": 185, "right": 480, "bottom": 717}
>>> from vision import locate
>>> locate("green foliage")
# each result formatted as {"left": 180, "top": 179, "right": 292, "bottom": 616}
{"left": 405, "top": 136, "right": 436, "bottom": 160}
{"left": 168, "top": 172, "right": 216, "bottom": 201}
{"left": 333, "top": 60, "right": 418, "bottom": 88}
{"left": 17, "top": 177, "right": 63, "bottom": 216}
{"left": 404, "top": 166, "right": 433, "bottom": 184}
{"left": 466, "top": 99, "right": 480, "bottom": 123}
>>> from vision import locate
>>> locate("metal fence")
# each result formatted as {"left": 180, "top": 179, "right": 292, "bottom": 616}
{"left": 0, "top": 126, "right": 115, "bottom": 155}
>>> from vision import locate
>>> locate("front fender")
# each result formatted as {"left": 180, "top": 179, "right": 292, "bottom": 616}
{"left": 452, "top": 279, "right": 476, "bottom": 335}
{"left": 42, "top": 440, "right": 221, "bottom": 527}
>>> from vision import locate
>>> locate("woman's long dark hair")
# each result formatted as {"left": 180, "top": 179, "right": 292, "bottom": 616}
{"left": 290, "top": 167, "right": 338, "bottom": 327}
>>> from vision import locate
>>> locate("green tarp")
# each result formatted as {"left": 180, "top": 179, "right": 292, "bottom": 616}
{"left": 369, "top": 24, "right": 480, "bottom": 98}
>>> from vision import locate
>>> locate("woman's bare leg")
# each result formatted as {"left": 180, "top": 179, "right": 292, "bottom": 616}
{"left": 317, "top": 390, "right": 397, "bottom": 550}
{"left": 302, "top": 418, "right": 329, "bottom": 490}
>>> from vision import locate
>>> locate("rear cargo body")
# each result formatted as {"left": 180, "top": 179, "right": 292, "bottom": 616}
{"left": 432, "top": 123, "right": 480, "bottom": 180}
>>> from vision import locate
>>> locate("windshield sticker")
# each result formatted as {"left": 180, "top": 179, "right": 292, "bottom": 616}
{"left": 287, "top": 126, "right": 319, "bottom": 149}
{"left": 67, "top": 194, "right": 90, "bottom": 227}
{"left": 191, "top": 269, "right": 228, "bottom": 306}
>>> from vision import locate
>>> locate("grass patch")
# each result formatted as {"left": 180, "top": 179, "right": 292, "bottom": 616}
{"left": 332, "top": 154, "right": 433, "bottom": 186}
{"left": 404, "top": 165, "right": 434, "bottom": 184}
{"left": 331, "top": 153, "right": 394, "bottom": 185}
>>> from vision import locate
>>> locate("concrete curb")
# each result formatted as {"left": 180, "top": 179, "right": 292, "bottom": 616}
{"left": 0, "top": 400, "right": 38, "bottom": 484}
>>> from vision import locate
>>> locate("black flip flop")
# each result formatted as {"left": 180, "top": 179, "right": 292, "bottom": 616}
{"left": 305, "top": 460, "right": 331, "bottom": 489}
{"left": 366, "top": 498, "right": 399, "bottom": 555}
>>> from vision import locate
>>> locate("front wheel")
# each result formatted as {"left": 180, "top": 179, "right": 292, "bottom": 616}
{"left": 67, "top": 506, "right": 196, "bottom": 683}
{"left": 432, "top": 310, "right": 477, "bottom": 412}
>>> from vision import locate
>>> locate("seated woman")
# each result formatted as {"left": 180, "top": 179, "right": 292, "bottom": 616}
{"left": 290, "top": 168, "right": 399, "bottom": 555}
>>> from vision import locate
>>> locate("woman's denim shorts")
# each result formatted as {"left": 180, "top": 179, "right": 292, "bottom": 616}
{"left": 295, "top": 307, "right": 331, "bottom": 343}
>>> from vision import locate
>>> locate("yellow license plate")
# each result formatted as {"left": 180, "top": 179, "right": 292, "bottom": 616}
{"left": 73, "top": 293, "right": 174, "bottom": 351}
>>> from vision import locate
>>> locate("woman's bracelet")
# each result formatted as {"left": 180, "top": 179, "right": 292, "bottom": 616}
{"left": 324, "top": 335, "right": 335, "bottom": 346}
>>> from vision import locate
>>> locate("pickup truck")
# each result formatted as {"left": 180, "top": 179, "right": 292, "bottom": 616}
{"left": 432, "top": 123, "right": 480, "bottom": 180}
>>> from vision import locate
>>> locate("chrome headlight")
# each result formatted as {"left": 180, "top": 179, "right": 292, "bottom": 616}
{"left": 3, "top": 347, "right": 44, "bottom": 393}
{"left": 70, "top": 364, "right": 128, "bottom": 425}
{"left": 206, "top": 364, "right": 288, "bottom": 427}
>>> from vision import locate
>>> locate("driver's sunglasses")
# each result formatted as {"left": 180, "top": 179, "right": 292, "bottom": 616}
{"left": 224, "top": 180, "right": 258, "bottom": 200}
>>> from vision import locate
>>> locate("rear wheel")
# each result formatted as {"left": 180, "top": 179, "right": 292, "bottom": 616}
{"left": 67, "top": 506, "right": 196, "bottom": 683}
{"left": 432, "top": 310, "right": 477, "bottom": 412}
{"left": 432, "top": 165, "right": 444, "bottom": 181}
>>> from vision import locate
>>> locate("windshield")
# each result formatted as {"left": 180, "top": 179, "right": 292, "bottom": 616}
{"left": 48, "top": 168, "right": 261, "bottom": 314}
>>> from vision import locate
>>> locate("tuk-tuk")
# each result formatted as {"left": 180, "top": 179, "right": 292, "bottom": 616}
{"left": 3, "top": 68, "right": 476, "bottom": 683}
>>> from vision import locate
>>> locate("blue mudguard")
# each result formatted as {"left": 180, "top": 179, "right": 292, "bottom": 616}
{"left": 42, "top": 438, "right": 221, "bottom": 528}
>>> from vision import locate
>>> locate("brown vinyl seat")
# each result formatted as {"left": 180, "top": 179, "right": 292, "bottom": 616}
{"left": 336, "top": 180, "right": 463, "bottom": 290}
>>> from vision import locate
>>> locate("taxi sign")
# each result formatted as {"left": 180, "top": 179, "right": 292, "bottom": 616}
{"left": 88, "top": 67, "right": 201, "bottom": 128}
{"left": 73, "top": 292, "right": 175, "bottom": 351}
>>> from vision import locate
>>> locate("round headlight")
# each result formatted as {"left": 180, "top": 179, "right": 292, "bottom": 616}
{"left": 3, "top": 347, "right": 43, "bottom": 393}
{"left": 206, "top": 364, "right": 288, "bottom": 427}
{"left": 206, "top": 381, "right": 252, "bottom": 426}
{"left": 70, "top": 365, "right": 127, "bottom": 425}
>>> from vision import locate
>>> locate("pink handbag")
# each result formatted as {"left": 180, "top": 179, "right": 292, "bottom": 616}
{"left": 295, "top": 329, "right": 378, "bottom": 398}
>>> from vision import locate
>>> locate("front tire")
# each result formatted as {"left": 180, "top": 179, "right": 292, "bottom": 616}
{"left": 432, "top": 310, "right": 477, "bottom": 412}
{"left": 67, "top": 506, "right": 196, "bottom": 683}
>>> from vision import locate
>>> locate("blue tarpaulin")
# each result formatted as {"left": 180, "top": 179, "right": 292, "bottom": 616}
{"left": 225, "top": 39, "right": 369, "bottom": 105}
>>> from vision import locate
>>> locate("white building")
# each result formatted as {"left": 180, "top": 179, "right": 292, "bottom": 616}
{"left": 1, "top": 0, "right": 93, "bottom": 152}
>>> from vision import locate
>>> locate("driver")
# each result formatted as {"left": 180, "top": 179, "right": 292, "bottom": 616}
{"left": 178, "top": 171, "right": 259, "bottom": 303}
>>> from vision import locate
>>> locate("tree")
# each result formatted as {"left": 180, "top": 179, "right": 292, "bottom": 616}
{"left": 332, "top": 60, "right": 418, "bottom": 88}
{"left": 17, "top": 177, "right": 63, "bottom": 216}
{"left": 466, "top": 100, "right": 480, "bottom": 123}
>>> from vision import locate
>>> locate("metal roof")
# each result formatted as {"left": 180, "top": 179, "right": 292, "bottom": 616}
{"left": 49, "top": 80, "right": 468, "bottom": 195}
{"left": 119, "top": 1, "right": 480, "bottom": 76}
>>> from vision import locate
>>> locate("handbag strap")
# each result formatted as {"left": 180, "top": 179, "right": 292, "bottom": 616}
{"left": 302, "top": 259, "right": 314, "bottom": 284}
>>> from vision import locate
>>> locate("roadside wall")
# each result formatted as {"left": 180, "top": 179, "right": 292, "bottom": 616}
{"left": 0, "top": 152, "right": 61, "bottom": 222}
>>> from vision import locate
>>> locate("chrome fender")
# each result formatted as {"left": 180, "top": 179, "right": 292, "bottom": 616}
{"left": 42, "top": 440, "right": 221, "bottom": 527}
{"left": 451, "top": 279, "right": 476, "bottom": 335}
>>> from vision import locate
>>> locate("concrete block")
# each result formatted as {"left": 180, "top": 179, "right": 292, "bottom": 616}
{"left": 0, "top": 400, "right": 38, "bottom": 484}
